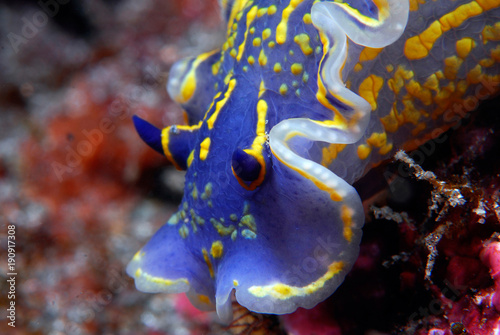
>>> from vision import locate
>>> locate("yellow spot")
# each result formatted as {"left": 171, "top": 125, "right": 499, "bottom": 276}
{"left": 259, "top": 49, "right": 268, "bottom": 66}
{"left": 291, "top": 63, "right": 303, "bottom": 75}
{"left": 191, "top": 184, "right": 198, "bottom": 200}
{"left": 199, "top": 137, "right": 211, "bottom": 160}
{"left": 359, "top": 131, "right": 393, "bottom": 157}
{"left": 341, "top": 205, "right": 354, "bottom": 243}
{"left": 257, "top": 7, "right": 267, "bottom": 17}
{"left": 386, "top": 64, "right": 394, "bottom": 72}
{"left": 224, "top": 71, "right": 233, "bottom": 85}
{"left": 280, "top": 83, "right": 288, "bottom": 95}
{"left": 187, "top": 150, "right": 194, "bottom": 167}
{"left": 168, "top": 213, "right": 179, "bottom": 225}
{"left": 387, "top": 65, "right": 414, "bottom": 95}
{"left": 253, "top": 37, "right": 262, "bottom": 47}
{"left": 423, "top": 73, "right": 440, "bottom": 92}
{"left": 294, "top": 34, "right": 313, "bottom": 55}
{"left": 302, "top": 72, "right": 309, "bottom": 83}
{"left": 411, "top": 122, "right": 427, "bottom": 136}
{"left": 359, "top": 47, "right": 383, "bottom": 62}
{"left": 267, "top": 5, "right": 277, "bottom": 15}
{"left": 277, "top": 0, "right": 305, "bottom": 44}
{"left": 476, "top": 0, "right": 500, "bottom": 11}
{"left": 268, "top": 41, "right": 276, "bottom": 48}
{"left": 233, "top": 280, "right": 239, "bottom": 287}
{"left": 443, "top": 56, "right": 463, "bottom": 80}
{"left": 405, "top": 80, "right": 432, "bottom": 105}
{"left": 132, "top": 250, "right": 145, "bottom": 261}
{"left": 381, "top": 104, "right": 403, "bottom": 133}
{"left": 354, "top": 63, "right": 363, "bottom": 72}
{"left": 228, "top": 35, "right": 235, "bottom": 48}
{"left": 409, "top": 0, "right": 425, "bottom": 11}
{"left": 380, "top": 142, "right": 394, "bottom": 155}
{"left": 248, "top": 55, "right": 255, "bottom": 65}
{"left": 358, "top": 74, "right": 384, "bottom": 111}
{"left": 189, "top": 218, "right": 198, "bottom": 234}
{"left": 210, "top": 218, "right": 235, "bottom": 236}
{"left": 212, "top": 61, "right": 221, "bottom": 76}
{"left": 492, "top": 45, "right": 500, "bottom": 61}
{"left": 303, "top": 13, "right": 312, "bottom": 24}
{"left": 198, "top": 294, "right": 211, "bottom": 305}
{"left": 248, "top": 261, "right": 345, "bottom": 299}
{"left": 230, "top": 48, "right": 237, "bottom": 58}
{"left": 210, "top": 241, "right": 224, "bottom": 258}
{"left": 134, "top": 268, "right": 189, "bottom": 287}
{"left": 274, "top": 63, "right": 282, "bottom": 73}
{"left": 235, "top": 11, "right": 243, "bottom": 22}
{"left": 202, "top": 249, "right": 214, "bottom": 278}
{"left": 262, "top": 28, "right": 271, "bottom": 40}
{"left": 480, "top": 58, "right": 495, "bottom": 67}
{"left": 179, "top": 225, "right": 189, "bottom": 239}
{"left": 467, "top": 64, "right": 483, "bottom": 84}
{"left": 321, "top": 143, "right": 346, "bottom": 166}
{"left": 240, "top": 214, "right": 257, "bottom": 231}
{"left": 482, "top": 22, "right": 500, "bottom": 43}
{"left": 242, "top": 229, "right": 257, "bottom": 239}
{"left": 357, "top": 144, "right": 371, "bottom": 160}
{"left": 204, "top": 183, "right": 213, "bottom": 197}
{"left": 456, "top": 37, "right": 476, "bottom": 58}
{"left": 250, "top": 26, "right": 255, "bottom": 34}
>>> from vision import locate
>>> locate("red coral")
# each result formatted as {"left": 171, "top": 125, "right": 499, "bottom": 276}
{"left": 481, "top": 241, "right": 500, "bottom": 312}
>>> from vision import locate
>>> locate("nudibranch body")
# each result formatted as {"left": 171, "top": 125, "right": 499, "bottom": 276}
{"left": 127, "top": 0, "right": 500, "bottom": 321}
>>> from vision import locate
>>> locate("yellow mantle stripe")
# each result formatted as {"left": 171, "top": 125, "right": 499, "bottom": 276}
{"left": 248, "top": 261, "right": 344, "bottom": 299}
{"left": 135, "top": 268, "right": 189, "bottom": 287}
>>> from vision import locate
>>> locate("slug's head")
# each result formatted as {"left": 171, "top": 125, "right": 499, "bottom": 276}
{"left": 128, "top": 113, "right": 365, "bottom": 322}
{"left": 127, "top": 0, "right": 409, "bottom": 323}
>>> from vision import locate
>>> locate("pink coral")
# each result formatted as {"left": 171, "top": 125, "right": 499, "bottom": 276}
{"left": 480, "top": 241, "right": 500, "bottom": 312}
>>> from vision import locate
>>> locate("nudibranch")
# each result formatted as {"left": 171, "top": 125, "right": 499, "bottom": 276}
{"left": 127, "top": 0, "right": 500, "bottom": 322}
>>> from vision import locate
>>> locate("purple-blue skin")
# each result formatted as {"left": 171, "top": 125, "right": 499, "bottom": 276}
{"left": 127, "top": 0, "right": 500, "bottom": 322}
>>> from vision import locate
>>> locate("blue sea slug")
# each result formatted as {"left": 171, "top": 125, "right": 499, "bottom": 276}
{"left": 127, "top": 0, "right": 500, "bottom": 322}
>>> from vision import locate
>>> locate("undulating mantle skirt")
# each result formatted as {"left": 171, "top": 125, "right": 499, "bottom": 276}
{"left": 126, "top": 0, "right": 500, "bottom": 322}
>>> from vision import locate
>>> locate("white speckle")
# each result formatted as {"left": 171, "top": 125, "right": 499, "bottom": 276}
{"left": 337, "top": 189, "right": 346, "bottom": 198}
{"left": 326, "top": 180, "right": 338, "bottom": 188}
{"left": 314, "top": 167, "right": 323, "bottom": 175}
{"left": 321, "top": 172, "right": 331, "bottom": 181}
{"left": 302, "top": 161, "right": 313, "bottom": 170}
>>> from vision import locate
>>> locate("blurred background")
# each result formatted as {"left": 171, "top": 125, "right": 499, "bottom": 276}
{"left": 0, "top": 0, "right": 229, "bottom": 334}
